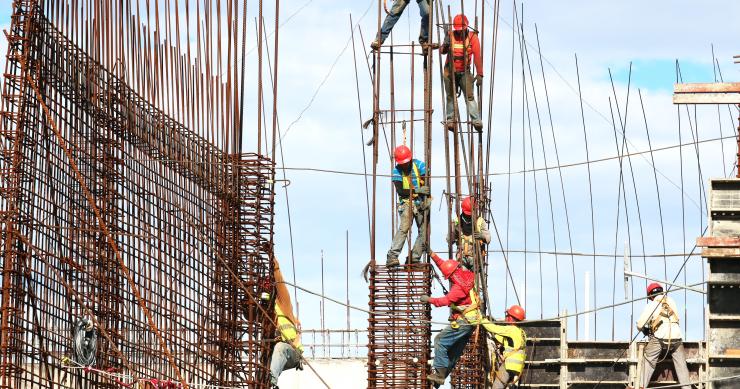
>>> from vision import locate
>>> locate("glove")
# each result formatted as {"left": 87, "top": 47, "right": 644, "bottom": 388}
{"left": 475, "top": 74, "right": 483, "bottom": 87}
{"left": 420, "top": 295, "right": 431, "bottom": 303}
{"left": 472, "top": 232, "right": 483, "bottom": 240}
{"left": 415, "top": 186, "right": 430, "bottom": 196}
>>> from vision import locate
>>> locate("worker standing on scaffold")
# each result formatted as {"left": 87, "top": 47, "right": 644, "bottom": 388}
{"left": 447, "top": 196, "right": 491, "bottom": 271}
{"left": 370, "top": 0, "right": 437, "bottom": 51}
{"left": 387, "top": 145, "right": 430, "bottom": 267}
{"left": 421, "top": 250, "right": 481, "bottom": 386}
{"left": 636, "top": 283, "right": 691, "bottom": 389}
{"left": 441, "top": 14, "right": 484, "bottom": 132}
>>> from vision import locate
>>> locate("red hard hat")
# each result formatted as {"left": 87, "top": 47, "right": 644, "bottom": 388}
{"left": 461, "top": 196, "right": 473, "bottom": 216}
{"left": 394, "top": 145, "right": 412, "bottom": 164}
{"left": 647, "top": 282, "right": 663, "bottom": 296}
{"left": 452, "top": 14, "right": 469, "bottom": 31}
{"left": 506, "top": 305, "right": 526, "bottom": 322}
{"left": 438, "top": 258, "right": 460, "bottom": 279}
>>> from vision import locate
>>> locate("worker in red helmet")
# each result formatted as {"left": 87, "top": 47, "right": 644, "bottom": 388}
{"left": 481, "top": 306, "right": 527, "bottom": 389}
{"left": 440, "top": 14, "right": 484, "bottom": 131}
{"left": 420, "top": 250, "right": 481, "bottom": 386}
{"left": 370, "top": 0, "right": 435, "bottom": 51}
{"left": 448, "top": 196, "right": 490, "bottom": 270}
{"left": 387, "top": 145, "right": 430, "bottom": 267}
{"left": 636, "top": 283, "right": 690, "bottom": 389}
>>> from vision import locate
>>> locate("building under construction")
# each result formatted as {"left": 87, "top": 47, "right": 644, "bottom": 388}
{"left": 1, "top": 0, "right": 740, "bottom": 388}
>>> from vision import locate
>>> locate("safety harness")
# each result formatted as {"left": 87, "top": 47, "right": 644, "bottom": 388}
{"left": 649, "top": 295, "right": 679, "bottom": 334}
{"left": 400, "top": 161, "right": 423, "bottom": 198}
{"left": 457, "top": 216, "right": 486, "bottom": 260}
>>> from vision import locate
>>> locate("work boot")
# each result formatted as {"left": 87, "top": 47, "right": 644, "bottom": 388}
{"left": 472, "top": 119, "right": 483, "bottom": 132}
{"left": 427, "top": 367, "right": 448, "bottom": 387}
{"left": 444, "top": 120, "right": 456, "bottom": 131}
{"left": 370, "top": 39, "right": 382, "bottom": 51}
{"left": 386, "top": 257, "right": 400, "bottom": 267}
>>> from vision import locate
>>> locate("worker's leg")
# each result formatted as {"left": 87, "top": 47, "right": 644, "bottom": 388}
{"left": 387, "top": 202, "right": 412, "bottom": 263}
{"left": 410, "top": 199, "right": 429, "bottom": 263}
{"left": 462, "top": 71, "right": 481, "bottom": 122}
{"left": 377, "top": 0, "right": 410, "bottom": 43}
{"left": 443, "top": 68, "right": 455, "bottom": 122}
{"left": 270, "top": 342, "right": 297, "bottom": 386}
{"left": 491, "top": 367, "right": 511, "bottom": 389}
{"left": 433, "top": 323, "right": 474, "bottom": 372}
{"left": 416, "top": 0, "right": 430, "bottom": 43}
{"left": 640, "top": 336, "right": 662, "bottom": 388}
{"left": 434, "top": 324, "right": 475, "bottom": 372}
{"left": 669, "top": 341, "right": 692, "bottom": 389}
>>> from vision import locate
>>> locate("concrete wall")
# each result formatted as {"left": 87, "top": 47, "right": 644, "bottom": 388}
{"left": 277, "top": 358, "right": 368, "bottom": 388}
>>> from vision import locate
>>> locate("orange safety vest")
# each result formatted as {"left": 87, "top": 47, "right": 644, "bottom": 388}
{"left": 450, "top": 34, "right": 472, "bottom": 73}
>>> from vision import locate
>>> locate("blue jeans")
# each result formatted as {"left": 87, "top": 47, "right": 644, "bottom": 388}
{"left": 269, "top": 342, "right": 301, "bottom": 386}
{"left": 432, "top": 321, "right": 475, "bottom": 371}
{"left": 378, "top": 0, "right": 430, "bottom": 44}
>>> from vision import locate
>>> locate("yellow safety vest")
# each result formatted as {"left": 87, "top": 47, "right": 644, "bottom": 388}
{"left": 275, "top": 305, "right": 303, "bottom": 353}
{"left": 481, "top": 322, "right": 526, "bottom": 374}
{"left": 401, "top": 162, "right": 424, "bottom": 195}
{"left": 458, "top": 217, "right": 486, "bottom": 259}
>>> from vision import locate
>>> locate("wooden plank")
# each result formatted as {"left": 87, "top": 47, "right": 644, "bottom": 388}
{"left": 673, "top": 92, "right": 740, "bottom": 104}
{"left": 698, "top": 237, "right": 740, "bottom": 247}
{"left": 674, "top": 82, "right": 740, "bottom": 93}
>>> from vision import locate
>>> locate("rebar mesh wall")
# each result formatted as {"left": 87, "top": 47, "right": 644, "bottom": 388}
{"left": 0, "top": 3, "right": 275, "bottom": 388}
{"left": 367, "top": 264, "right": 432, "bottom": 388}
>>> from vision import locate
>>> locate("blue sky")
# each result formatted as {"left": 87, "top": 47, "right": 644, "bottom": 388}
{"left": 1, "top": 0, "right": 739, "bottom": 363}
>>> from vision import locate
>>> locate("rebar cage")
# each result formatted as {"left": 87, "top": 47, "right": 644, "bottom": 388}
{"left": 0, "top": 1, "right": 276, "bottom": 388}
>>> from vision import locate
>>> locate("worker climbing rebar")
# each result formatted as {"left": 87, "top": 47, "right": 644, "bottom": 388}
{"left": 441, "top": 14, "right": 484, "bottom": 131}
{"left": 421, "top": 250, "right": 481, "bottom": 386}
{"left": 483, "top": 305, "right": 527, "bottom": 389}
{"left": 268, "top": 260, "right": 304, "bottom": 388}
{"left": 448, "top": 196, "right": 491, "bottom": 271}
{"left": 387, "top": 145, "right": 430, "bottom": 267}
{"left": 370, "top": 0, "right": 437, "bottom": 51}
{"left": 636, "top": 283, "right": 691, "bottom": 389}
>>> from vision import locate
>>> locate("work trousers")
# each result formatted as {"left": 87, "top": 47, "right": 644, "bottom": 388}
{"left": 432, "top": 320, "right": 475, "bottom": 372}
{"left": 443, "top": 68, "right": 480, "bottom": 122}
{"left": 378, "top": 0, "right": 430, "bottom": 44}
{"left": 491, "top": 366, "right": 511, "bottom": 389}
{"left": 269, "top": 342, "right": 301, "bottom": 386}
{"left": 387, "top": 198, "right": 429, "bottom": 263}
{"left": 641, "top": 336, "right": 691, "bottom": 389}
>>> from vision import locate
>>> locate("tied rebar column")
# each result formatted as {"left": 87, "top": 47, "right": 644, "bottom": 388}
{"left": 368, "top": 264, "right": 432, "bottom": 388}
{"left": 0, "top": 2, "right": 278, "bottom": 387}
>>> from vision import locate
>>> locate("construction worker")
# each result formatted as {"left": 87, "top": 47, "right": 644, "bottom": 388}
{"left": 447, "top": 196, "right": 491, "bottom": 270}
{"left": 440, "top": 14, "right": 484, "bottom": 131}
{"left": 269, "top": 260, "right": 304, "bottom": 388}
{"left": 481, "top": 306, "right": 527, "bottom": 389}
{"left": 370, "top": 0, "right": 432, "bottom": 50}
{"left": 636, "top": 283, "right": 691, "bottom": 389}
{"left": 387, "top": 145, "right": 430, "bottom": 267}
{"left": 421, "top": 250, "right": 481, "bottom": 387}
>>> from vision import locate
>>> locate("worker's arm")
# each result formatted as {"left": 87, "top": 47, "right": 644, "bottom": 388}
{"left": 636, "top": 301, "right": 656, "bottom": 331}
{"left": 481, "top": 322, "right": 524, "bottom": 347}
{"left": 440, "top": 33, "right": 450, "bottom": 54}
{"left": 428, "top": 282, "right": 467, "bottom": 307}
{"left": 477, "top": 217, "right": 491, "bottom": 244}
{"left": 471, "top": 34, "right": 483, "bottom": 76}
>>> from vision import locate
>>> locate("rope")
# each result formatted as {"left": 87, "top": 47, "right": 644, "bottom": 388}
{"left": 73, "top": 318, "right": 97, "bottom": 367}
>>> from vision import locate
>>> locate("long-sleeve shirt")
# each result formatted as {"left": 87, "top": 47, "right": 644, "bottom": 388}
{"left": 636, "top": 294, "right": 682, "bottom": 340}
{"left": 428, "top": 253, "right": 475, "bottom": 308}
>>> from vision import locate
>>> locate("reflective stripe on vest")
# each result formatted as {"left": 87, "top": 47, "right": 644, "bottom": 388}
{"left": 497, "top": 327, "right": 527, "bottom": 373}
{"left": 451, "top": 35, "right": 472, "bottom": 72}
{"left": 401, "top": 162, "right": 423, "bottom": 192}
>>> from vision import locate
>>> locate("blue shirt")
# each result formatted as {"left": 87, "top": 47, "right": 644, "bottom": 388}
{"left": 392, "top": 159, "right": 426, "bottom": 189}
